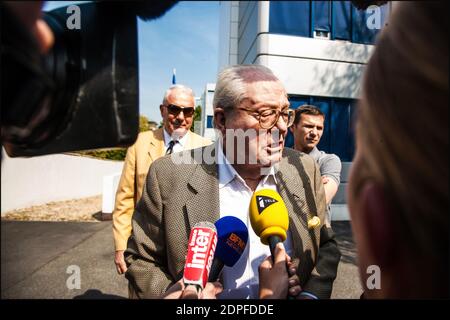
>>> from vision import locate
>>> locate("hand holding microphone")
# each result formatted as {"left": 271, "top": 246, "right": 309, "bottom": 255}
{"left": 258, "top": 242, "right": 290, "bottom": 299}
{"left": 250, "top": 189, "right": 297, "bottom": 299}
{"left": 163, "top": 278, "right": 223, "bottom": 299}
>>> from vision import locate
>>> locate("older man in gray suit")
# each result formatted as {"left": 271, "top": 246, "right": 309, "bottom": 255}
{"left": 125, "top": 65, "right": 341, "bottom": 299}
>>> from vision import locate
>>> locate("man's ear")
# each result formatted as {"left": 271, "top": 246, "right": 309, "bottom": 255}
{"left": 214, "top": 108, "right": 226, "bottom": 132}
{"left": 160, "top": 104, "right": 165, "bottom": 118}
{"left": 358, "top": 182, "right": 399, "bottom": 270}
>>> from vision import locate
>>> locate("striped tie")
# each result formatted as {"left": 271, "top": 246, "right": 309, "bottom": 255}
{"left": 165, "top": 140, "right": 178, "bottom": 155}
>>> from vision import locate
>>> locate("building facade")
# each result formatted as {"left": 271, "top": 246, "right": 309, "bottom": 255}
{"left": 203, "top": 1, "right": 392, "bottom": 219}
{"left": 199, "top": 83, "right": 216, "bottom": 141}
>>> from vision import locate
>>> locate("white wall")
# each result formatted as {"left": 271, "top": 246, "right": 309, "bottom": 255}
{"left": 256, "top": 34, "right": 373, "bottom": 64}
{"left": 218, "top": 1, "right": 240, "bottom": 72}
{"left": 256, "top": 54, "right": 366, "bottom": 99}
{"left": 1, "top": 149, "right": 124, "bottom": 213}
{"left": 248, "top": 34, "right": 373, "bottom": 99}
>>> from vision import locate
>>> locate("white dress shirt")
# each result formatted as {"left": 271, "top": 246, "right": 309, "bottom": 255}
{"left": 163, "top": 129, "right": 189, "bottom": 154}
{"left": 216, "top": 145, "right": 294, "bottom": 299}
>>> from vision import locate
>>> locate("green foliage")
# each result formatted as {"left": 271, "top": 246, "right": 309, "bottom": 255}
{"left": 190, "top": 105, "right": 202, "bottom": 133}
{"left": 139, "top": 115, "right": 150, "bottom": 132}
{"left": 74, "top": 115, "right": 153, "bottom": 161}
{"left": 77, "top": 148, "right": 127, "bottom": 161}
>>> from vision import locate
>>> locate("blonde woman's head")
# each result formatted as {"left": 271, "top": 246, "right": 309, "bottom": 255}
{"left": 348, "top": 2, "right": 448, "bottom": 298}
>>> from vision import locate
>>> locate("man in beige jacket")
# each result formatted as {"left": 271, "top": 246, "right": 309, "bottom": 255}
{"left": 113, "top": 84, "right": 211, "bottom": 274}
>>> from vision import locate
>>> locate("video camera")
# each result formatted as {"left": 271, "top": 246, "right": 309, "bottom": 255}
{"left": 1, "top": 1, "right": 176, "bottom": 157}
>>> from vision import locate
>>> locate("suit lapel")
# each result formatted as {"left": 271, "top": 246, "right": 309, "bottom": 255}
{"left": 276, "top": 151, "right": 319, "bottom": 261}
{"left": 185, "top": 146, "right": 220, "bottom": 231}
{"left": 276, "top": 163, "right": 307, "bottom": 253}
{"left": 148, "top": 128, "right": 165, "bottom": 161}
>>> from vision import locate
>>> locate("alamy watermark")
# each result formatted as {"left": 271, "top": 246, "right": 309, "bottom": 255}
{"left": 66, "top": 265, "right": 81, "bottom": 290}
{"left": 66, "top": 5, "right": 81, "bottom": 30}
{"left": 366, "top": 265, "right": 381, "bottom": 290}
{"left": 169, "top": 128, "right": 284, "bottom": 175}
{"left": 366, "top": 5, "right": 382, "bottom": 30}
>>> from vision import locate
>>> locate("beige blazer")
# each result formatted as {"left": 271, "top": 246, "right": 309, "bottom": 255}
{"left": 125, "top": 145, "right": 341, "bottom": 299}
{"left": 112, "top": 128, "right": 211, "bottom": 251}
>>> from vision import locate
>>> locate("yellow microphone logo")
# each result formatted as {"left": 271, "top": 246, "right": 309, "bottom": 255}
{"left": 256, "top": 195, "right": 278, "bottom": 214}
{"left": 249, "top": 189, "right": 289, "bottom": 245}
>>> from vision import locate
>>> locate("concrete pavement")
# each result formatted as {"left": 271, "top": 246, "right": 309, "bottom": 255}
{"left": 331, "top": 221, "right": 363, "bottom": 299}
{"left": 1, "top": 220, "right": 361, "bottom": 299}
{"left": 1, "top": 221, "right": 127, "bottom": 299}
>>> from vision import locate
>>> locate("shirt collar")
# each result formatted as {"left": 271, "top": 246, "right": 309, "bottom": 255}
{"left": 163, "top": 128, "right": 189, "bottom": 148}
{"left": 217, "top": 143, "right": 238, "bottom": 189}
{"left": 260, "top": 165, "right": 278, "bottom": 185}
{"left": 217, "top": 141, "right": 278, "bottom": 189}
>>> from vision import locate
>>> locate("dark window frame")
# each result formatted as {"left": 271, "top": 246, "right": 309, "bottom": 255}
{"left": 286, "top": 94, "right": 357, "bottom": 162}
{"left": 268, "top": 1, "right": 388, "bottom": 45}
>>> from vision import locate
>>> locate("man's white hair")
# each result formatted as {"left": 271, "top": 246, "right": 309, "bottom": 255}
{"left": 162, "top": 84, "right": 195, "bottom": 105}
{"left": 212, "top": 64, "right": 279, "bottom": 112}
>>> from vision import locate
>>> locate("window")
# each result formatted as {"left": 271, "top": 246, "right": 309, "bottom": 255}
{"left": 330, "top": 99, "right": 355, "bottom": 161}
{"left": 310, "top": 97, "right": 331, "bottom": 152}
{"left": 269, "top": 1, "right": 310, "bottom": 37}
{"left": 332, "top": 1, "right": 351, "bottom": 40}
{"left": 352, "top": 4, "right": 389, "bottom": 44}
{"left": 313, "top": 1, "right": 331, "bottom": 39}
{"left": 286, "top": 95, "right": 357, "bottom": 162}
{"left": 206, "top": 115, "right": 214, "bottom": 129}
{"left": 269, "top": 1, "right": 389, "bottom": 45}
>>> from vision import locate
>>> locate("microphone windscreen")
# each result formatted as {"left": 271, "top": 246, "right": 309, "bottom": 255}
{"left": 214, "top": 216, "right": 248, "bottom": 267}
{"left": 249, "top": 189, "right": 289, "bottom": 245}
{"left": 183, "top": 221, "right": 217, "bottom": 289}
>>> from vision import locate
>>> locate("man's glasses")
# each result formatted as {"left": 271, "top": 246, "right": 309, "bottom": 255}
{"left": 165, "top": 104, "right": 195, "bottom": 117}
{"left": 238, "top": 107, "right": 295, "bottom": 129}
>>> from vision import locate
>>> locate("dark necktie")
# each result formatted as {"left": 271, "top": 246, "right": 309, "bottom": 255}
{"left": 166, "top": 140, "right": 178, "bottom": 155}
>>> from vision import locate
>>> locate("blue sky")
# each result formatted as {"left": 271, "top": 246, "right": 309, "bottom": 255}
{"left": 43, "top": 1, "right": 220, "bottom": 123}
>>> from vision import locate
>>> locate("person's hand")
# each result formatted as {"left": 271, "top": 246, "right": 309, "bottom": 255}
{"left": 162, "top": 279, "right": 186, "bottom": 299}
{"left": 114, "top": 250, "right": 127, "bottom": 274}
{"left": 4, "top": 1, "right": 54, "bottom": 54}
{"left": 163, "top": 279, "right": 192, "bottom": 299}
{"left": 163, "top": 279, "right": 223, "bottom": 299}
{"left": 286, "top": 261, "right": 315, "bottom": 299}
{"left": 258, "top": 242, "right": 290, "bottom": 299}
{"left": 199, "top": 281, "right": 223, "bottom": 299}
{"left": 286, "top": 261, "right": 302, "bottom": 298}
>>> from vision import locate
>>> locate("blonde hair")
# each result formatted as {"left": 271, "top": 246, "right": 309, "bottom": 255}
{"left": 357, "top": 2, "right": 448, "bottom": 294}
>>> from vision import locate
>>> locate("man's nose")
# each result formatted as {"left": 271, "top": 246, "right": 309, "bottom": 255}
{"left": 274, "top": 114, "right": 288, "bottom": 133}
{"left": 175, "top": 110, "right": 186, "bottom": 122}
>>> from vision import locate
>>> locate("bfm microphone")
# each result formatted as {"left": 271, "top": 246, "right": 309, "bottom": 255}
{"left": 208, "top": 216, "right": 249, "bottom": 282}
{"left": 249, "top": 189, "right": 289, "bottom": 261}
{"left": 183, "top": 221, "right": 218, "bottom": 293}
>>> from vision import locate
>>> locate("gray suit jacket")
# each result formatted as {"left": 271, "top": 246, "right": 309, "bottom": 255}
{"left": 125, "top": 145, "right": 341, "bottom": 299}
